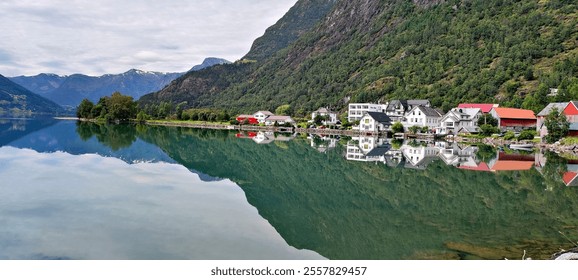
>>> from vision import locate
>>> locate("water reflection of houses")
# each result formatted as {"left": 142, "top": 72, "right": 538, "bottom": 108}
{"left": 308, "top": 135, "right": 338, "bottom": 153}
{"left": 437, "top": 142, "right": 480, "bottom": 169}
{"left": 345, "top": 136, "right": 390, "bottom": 162}
{"left": 343, "top": 136, "right": 543, "bottom": 174}
{"left": 562, "top": 167, "right": 578, "bottom": 186}
{"left": 235, "top": 131, "right": 295, "bottom": 145}
{"left": 487, "top": 152, "right": 535, "bottom": 171}
{"left": 534, "top": 150, "right": 578, "bottom": 187}
{"left": 344, "top": 137, "right": 440, "bottom": 168}
{"left": 401, "top": 142, "right": 440, "bottom": 170}
{"left": 561, "top": 159, "right": 578, "bottom": 187}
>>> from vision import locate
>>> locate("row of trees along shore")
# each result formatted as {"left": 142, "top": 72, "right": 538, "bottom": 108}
{"left": 77, "top": 92, "right": 232, "bottom": 123}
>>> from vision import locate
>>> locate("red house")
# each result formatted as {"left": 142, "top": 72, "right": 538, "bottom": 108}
{"left": 488, "top": 152, "right": 535, "bottom": 172}
{"left": 236, "top": 114, "right": 259, "bottom": 125}
{"left": 489, "top": 108, "right": 536, "bottom": 131}
{"left": 562, "top": 101, "right": 578, "bottom": 136}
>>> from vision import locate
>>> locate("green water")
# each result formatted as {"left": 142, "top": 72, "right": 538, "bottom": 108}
{"left": 1, "top": 119, "right": 577, "bottom": 259}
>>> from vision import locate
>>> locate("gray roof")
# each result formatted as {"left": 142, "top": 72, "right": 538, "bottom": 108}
{"left": 537, "top": 102, "right": 568, "bottom": 117}
{"left": 366, "top": 146, "right": 391, "bottom": 157}
{"left": 366, "top": 111, "right": 392, "bottom": 124}
{"left": 404, "top": 156, "right": 438, "bottom": 170}
{"left": 387, "top": 99, "right": 430, "bottom": 111}
{"left": 416, "top": 106, "right": 442, "bottom": 117}
{"left": 266, "top": 115, "right": 293, "bottom": 121}
{"left": 408, "top": 100, "right": 430, "bottom": 106}
{"left": 386, "top": 100, "right": 408, "bottom": 111}
{"left": 458, "top": 126, "right": 479, "bottom": 133}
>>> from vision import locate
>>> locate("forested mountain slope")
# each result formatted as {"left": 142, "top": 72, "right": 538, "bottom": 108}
{"left": 141, "top": 0, "right": 577, "bottom": 115}
{"left": 0, "top": 75, "right": 63, "bottom": 116}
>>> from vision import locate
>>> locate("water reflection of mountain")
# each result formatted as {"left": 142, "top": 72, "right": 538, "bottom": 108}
{"left": 0, "top": 118, "right": 58, "bottom": 146}
{"left": 0, "top": 119, "right": 221, "bottom": 182}
{"left": 5, "top": 120, "right": 578, "bottom": 259}
{"left": 138, "top": 126, "right": 578, "bottom": 260}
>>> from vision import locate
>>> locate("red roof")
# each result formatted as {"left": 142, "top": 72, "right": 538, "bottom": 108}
{"left": 458, "top": 104, "right": 497, "bottom": 114}
{"left": 563, "top": 172, "right": 578, "bottom": 186}
{"left": 458, "top": 162, "right": 491, "bottom": 172}
{"left": 491, "top": 161, "right": 534, "bottom": 171}
{"left": 492, "top": 108, "right": 536, "bottom": 120}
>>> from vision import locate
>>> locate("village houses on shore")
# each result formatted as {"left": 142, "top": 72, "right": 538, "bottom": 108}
{"left": 235, "top": 96, "right": 578, "bottom": 142}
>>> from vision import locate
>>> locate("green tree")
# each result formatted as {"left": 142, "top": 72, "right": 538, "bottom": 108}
{"left": 314, "top": 114, "right": 328, "bottom": 125}
{"left": 517, "top": 130, "right": 536, "bottom": 141}
{"left": 175, "top": 102, "right": 188, "bottom": 120}
{"left": 479, "top": 124, "right": 498, "bottom": 136}
{"left": 409, "top": 125, "right": 420, "bottom": 134}
{"left": 477, "top": 114, "right": 498, "bottom": 127}
{"left": 106, "top": 92, "right": 137, "bottom": 122}
{"left": 504, "top": 131, "right": 516, "bottom": 140}
{"left": 76, "top": 99, "right": 94, "bottom": 119}
{"left": 275, "top": 104, "right": 292, "bottom": 115}
{"left": 544, "top": 108, "right": 569, "bottom": 143}
{"left": 136, "top": 111, "right": 149, "bottom": 123}
{"left": 392, "top": 122, "right": 404, "bottom": 133}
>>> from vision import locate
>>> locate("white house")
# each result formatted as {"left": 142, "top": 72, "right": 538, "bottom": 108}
{"left": 437, "top": 108, "right": 482, "bottom": 135}
{"left": 345, "top": 136, "right": 389, "bottom": 162}
{"left": 400, "top": 143, "right": 440, "bottom": 170}
{"left": 311, "top": 107, "right": 338, "bottom": 125}
{"left": 385, "top": 99, "right": 431, "bottom": 122}
{"left": 536, "top": 102, "right": 568, "bottom": 138}
{"left": 437, "top": 142, "right": 479, "bottom": 168}
{"left": 264, "top": 115, "right": 295, "bottom": 126}
{"left": 253, "top": 111, "right": 274, "bottom": 124}
{"left": 308, "top": 135, "right": 338, "bottom": 153}
{"left": 359, "top": 112, "right": 392, "bottom": 134}
{"left": 403, "top": 105, "right": 443, "bottom": 131}
{"left": 252, "top": 131, "right": 295, "bottom": 144}
{"left": 348, "top": 103, "right": 387, "bottom": 122}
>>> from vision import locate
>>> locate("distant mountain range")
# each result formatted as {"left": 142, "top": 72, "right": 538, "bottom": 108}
{"left": 0, "top": 74, "right": 64, "bottom": 116}
{"left": 9, "top": 57, "right": 230, "bottom": 108}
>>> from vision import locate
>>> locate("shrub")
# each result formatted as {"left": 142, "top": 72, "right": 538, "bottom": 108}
{"left": 517, "top": 130, "right": 536, "bottom": 141}
{"left": 504, "top": 131, "right": 516, "bottom": 140}
{"left": 392, "top": 122, "right": 404, "bottom": 133}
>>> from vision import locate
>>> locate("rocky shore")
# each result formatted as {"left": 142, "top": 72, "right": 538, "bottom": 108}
{"left": 551, "top": 248, "right": 578, "bottom": 260}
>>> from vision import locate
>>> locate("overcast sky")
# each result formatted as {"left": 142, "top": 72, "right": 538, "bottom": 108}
{"left": 0, "top": 0, "right": 298, "bottom": 77}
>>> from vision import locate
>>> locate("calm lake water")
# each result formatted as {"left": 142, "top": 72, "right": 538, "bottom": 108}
{"left": 1, "top": 118, "right": 577, "bottom": 260}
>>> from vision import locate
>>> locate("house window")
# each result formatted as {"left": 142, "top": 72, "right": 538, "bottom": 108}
{"left": 365, "top": 119, "right": 370, "bottom": 124}
{"left": 446, "top": 122, "right": 454, "bottom": 127}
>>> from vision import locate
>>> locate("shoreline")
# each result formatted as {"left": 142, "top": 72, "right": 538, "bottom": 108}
{"left": 66, "top": 118, "right": 578, "bottom": 153}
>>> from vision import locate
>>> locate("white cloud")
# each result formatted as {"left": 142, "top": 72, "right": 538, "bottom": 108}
{"left": 0, "top": 0, "right": 298, "bottom": 76}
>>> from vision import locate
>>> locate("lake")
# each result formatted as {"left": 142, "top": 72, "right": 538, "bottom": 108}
{"left": 1, "top": 118, "right": 577, "bottom": 260}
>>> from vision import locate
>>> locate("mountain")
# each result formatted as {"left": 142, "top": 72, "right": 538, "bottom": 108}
{"left": 243, "top": 0, "right": 339, "bottom": 61}
{"left": 9, "top": 70, "right": 181, "bottom": 108}
{"left": 8, "top": 73, "right": 67, "bottom": 97}
{"left": 140, "top": 0, "right": 578, "bottom": 116}
{"left": 0, "top": 74, "right": 64, "bottom": 116}
{"left": 189, "top": 57, "right": 231, "bottom": 72}
{"left": 9, "top": 57, "right": 230, "bottom": 108}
